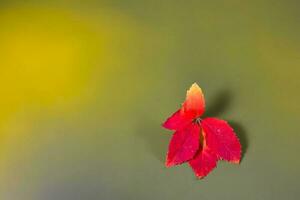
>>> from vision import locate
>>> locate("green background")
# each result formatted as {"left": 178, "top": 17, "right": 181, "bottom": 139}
{"left": 0, "top": 0, "right": 299, "bottom": 199}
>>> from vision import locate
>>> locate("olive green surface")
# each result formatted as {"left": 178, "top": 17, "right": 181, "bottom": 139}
{"left": 0, "top": 1, "right": 299, "bottom": 199}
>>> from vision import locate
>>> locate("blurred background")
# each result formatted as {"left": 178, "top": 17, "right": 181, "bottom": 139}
{"left": 0, "top": 0, "right": 299, "bottom": 199}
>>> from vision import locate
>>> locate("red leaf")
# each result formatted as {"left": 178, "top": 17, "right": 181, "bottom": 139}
{"left": 189, "top": 146, "right": 217, "bottom": 179}
{"left": 162, "top": 109, "right": 193, "bottom": 131}
{"left": 162, "top": 83, "right": 242, "bottom": 179}
{"left": 163, "top": 83, "right": 205, "bottom": 131}
{"left": 201, "top": 118, "right": 241, "bottom": 163}
{"left": 166, "top": 123, "right": 200, "bottom": 167}
{"left": 182, "top": 83, "right": 206, "bottom": 117}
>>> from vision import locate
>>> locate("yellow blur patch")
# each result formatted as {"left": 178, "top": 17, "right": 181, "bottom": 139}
{"left": 0, "top": 4, "right": 142, "bottom": 135}
{"left": 0, "top": 7, "right": 98, "bottom": 109}
{"left": 0, "top": 5, "right": 144, "bottom": 178}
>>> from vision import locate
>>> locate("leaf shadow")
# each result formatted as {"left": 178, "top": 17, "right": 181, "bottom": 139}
{"left": 203, "top": 89, "right": 233, "bottom": 118}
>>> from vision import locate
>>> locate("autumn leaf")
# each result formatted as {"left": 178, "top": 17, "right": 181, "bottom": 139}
{"left": 162, "top": 83, "right": 241, "bottom": 179}
{"left": 166, "top": 123, "right": 200, "bottom": 167}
